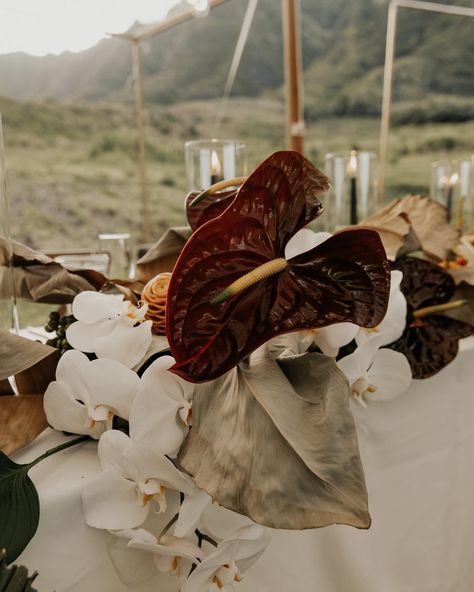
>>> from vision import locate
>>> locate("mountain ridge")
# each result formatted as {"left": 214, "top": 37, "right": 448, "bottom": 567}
{"left": 0, "top": 0, "right": 472, "bottom": 119}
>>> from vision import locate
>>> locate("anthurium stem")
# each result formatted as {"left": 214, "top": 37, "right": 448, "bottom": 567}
{"left": 211, "top": 258, "right": 288, "bottom": 304}
{"left": 189, "top": 176, "right": 247, "bottom": 207}
{"left": 413, "top": 299, "right": 468, "bottom": 319}
{"left": 27, "top": 435, "right": 91, "bottom": 469}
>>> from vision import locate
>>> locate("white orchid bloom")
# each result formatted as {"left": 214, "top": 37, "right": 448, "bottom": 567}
{"left": 337, "top": 336, "right": 412, "bottom": 407}
{"left": 82, "top": 430, "right": 195, "bottom": 530}
{"left": 174, "top": 490, "right": 213, "bottom": 538}
{"left": 283, "top": 228, "right": 363, "bottom": 356}
{"left": 112, "top": 528, "right": 206, "bottom": 577}
{"left": 43, "top": 350, "right": 140, "bottom": 438}
{"left": 356, "top": 270, "right": 407, "bottom": 347}
{"left": 300, "top": 270, "right": 407, "bottom": 356}
{"left": 182, "top": 524, "right": 271, "bottom": 592}
{"left": 286, "top": 230, "right": 407, "bottom": 355}
{"left": 130, "top": 355, "right": 194, "bottom": 457}
{"left": 66, "top": 291, "right": 152, "bottom": 368}
{"left": 284, "top": 228, "right": 332, "bottom": 260}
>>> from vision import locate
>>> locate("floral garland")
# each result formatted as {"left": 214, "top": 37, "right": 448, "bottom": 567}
{"left": 1, "top": 151, "right": 473, "bottom": 591}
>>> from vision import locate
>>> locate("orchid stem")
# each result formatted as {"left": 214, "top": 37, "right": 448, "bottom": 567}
{"left": 195, "top": 528, "right": 218, "bottom": 548}
{"left": 27, "top": 435, "right": 91, "bottom": 469}
{"left": 159, "top": 513, "right": 179, "bottom": 539}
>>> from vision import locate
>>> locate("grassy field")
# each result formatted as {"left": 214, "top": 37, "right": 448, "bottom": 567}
{"left": 2, "top": 95, "right": 474, "bottom": 253}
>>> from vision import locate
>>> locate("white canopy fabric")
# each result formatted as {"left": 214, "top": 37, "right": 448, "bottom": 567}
{"left": 15, "top": 337, "right": 474, "bottom": 592}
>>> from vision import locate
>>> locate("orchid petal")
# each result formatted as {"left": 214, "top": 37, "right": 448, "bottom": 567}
{"left": 98, "top": 430, "right": 135, "bottom": 474}
{"left": 357, "top": 270, "right": 407, "bottom": 347}
{"left": 337, "top": 336, "right": 382, "bottom": 382}
{"left": 113, "top": 529, "right": 206, "bottom": 567}
{"left": 284, "top": 229, "right": 332, "bottom": 259}
{"left": 82, "top": 468, "right": 149, "bottom": 530}
{"left": 72, "top": 291, "right": 124, "bottom": 323}
{"left": 181, "top": 524, "right": 271, "bottom": 592}
{"left": 314, "top": 322, "right": 359, "bottom": 356}
{"left": 130, "top": 388, "right": 188, "bottom": 457}
{"left": 93, "top": 320, "right": 153, "bottom": 368}
{"left": 267, "top": 331, "right": 314, "bottom": 359}
{"left": 54, "top": 349, "right": 92, "bottom": 403}
{"left": 174, "top": 490, "right": 212, "bottom": 538}
{"left": 85, "top": 357, "right": 141, "bottom": 420}
{"left": 43, "top": 380, "right": 104, "bottom": 438}
{"left": 66, "top": 318, "right": 116, "bottom": 353}
{"left": 367, "top": 348, "right": 412, "bottom": 402}
{"left": 130, "top": 356, "right": 193, "bottom": 455}
{"left": 98, "top": 431, "right": 193, "bottom": 497}
{"left": 141, "top": 356, "right": 194, "bottom": 402}
{"left": 123, "top": 443, "right": 194, "bottom": 494}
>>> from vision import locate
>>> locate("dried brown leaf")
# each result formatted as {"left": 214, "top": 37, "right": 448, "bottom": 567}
{"left": 136, "top": 227, "right": 192, "bottom": 282}
{"left": 0, "top": 331, "right": 55, "bottom": 382}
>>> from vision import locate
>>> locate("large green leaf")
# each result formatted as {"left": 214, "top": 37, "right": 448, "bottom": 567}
{"left": 0, "top": 549, "right": 38, "bottom": 592}
{"left": 0, "top": 452, "right": 39, "bottom": 564}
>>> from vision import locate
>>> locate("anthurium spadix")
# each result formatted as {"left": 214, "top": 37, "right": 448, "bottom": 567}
{"left": 166, "top": 150, "right": 391, "bottom": 383}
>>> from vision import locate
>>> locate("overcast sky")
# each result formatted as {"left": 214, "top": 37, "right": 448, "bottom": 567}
{"left": 0, "top": 0, "right": 182, "bottom": 56}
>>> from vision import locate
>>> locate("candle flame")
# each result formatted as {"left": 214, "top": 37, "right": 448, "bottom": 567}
{"left": 450, "top": 172, "right": 459, "bottom": 185}
{"left": 347, "top": 150, "right": 358, "bottom": 178}
{"left": 440, "top": 172, "right": 459, "bottom": 188}
{"left": 211, "top": 150, "right": 221, "bottom": 177}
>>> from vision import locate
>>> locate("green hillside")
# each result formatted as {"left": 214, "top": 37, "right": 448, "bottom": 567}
{"left": 0, "top": 0, "right": 472, "bottom": 120}
{"left": 2, "top": 94, "right": 474, "bottom": 254}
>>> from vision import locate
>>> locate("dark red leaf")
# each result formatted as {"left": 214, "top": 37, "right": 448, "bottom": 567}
{"left": 166, "top": 151, "right": 390, "bottom": 383}
{"left": 185, "top": 189, "right": 237, "bottom": 231}
{"left": 389, "top": 315, "right": 472, "bottom": 378}
{"left": 391, "top": 256, "right": 455, "bottom": 311}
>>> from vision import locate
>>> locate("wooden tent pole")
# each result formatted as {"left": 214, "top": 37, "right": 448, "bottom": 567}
{"left": 281, "top": 0, "right": 304, "bottom": 153}
{"left": 131, "top": 40, "right": 151, "bottom": 243}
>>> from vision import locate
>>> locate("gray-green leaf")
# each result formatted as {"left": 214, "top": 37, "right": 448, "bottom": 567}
{"left": 179, "top": 346, "right": 370, "bottom": 530}
{"left": 0, "top": 453, "right": 39, "bottom": 564}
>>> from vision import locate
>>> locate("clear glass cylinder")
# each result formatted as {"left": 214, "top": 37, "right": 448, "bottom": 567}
{"left": 98, "top": 232, "right": 132, "bottom": 279}
{"left": 324, "top": 151, "right": 377, "bottom": 230}
{"left": 431, "top": 159, "right": 473, "bottom": 230}
{"left": 0, "top": 115, "right": 18, "bottom": 332}
{"left": 184, "top": 139, "right": 247, "bottom": 192}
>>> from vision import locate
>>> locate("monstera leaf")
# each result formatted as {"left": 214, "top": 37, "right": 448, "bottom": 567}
{"left": 179, "top": 346, "right": 370, "bottom": 530}
{"left": 167, "top": 150, "right": 390, "bottom": 383}
{"left": 0, "top": 452, "right": 39, "bottom": 564}
{"left": 186, "top": 189, "right": 238, "bottom": 232}
{"left": 388, "top": 256, "right": 473, "bottom": 378}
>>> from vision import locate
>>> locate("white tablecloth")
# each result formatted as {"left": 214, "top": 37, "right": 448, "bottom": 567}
{"left": 15, "top": 338, "right": 474, "bottom": 592}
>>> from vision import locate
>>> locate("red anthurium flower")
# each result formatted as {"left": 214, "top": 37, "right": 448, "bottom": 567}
{"left": 388, "top": 256, "right": 473, "bottom": 378}
{"left": 185, "top": 189, "right": 237, "bottom": 231}
{"left": 166, "top": 151, "right": 391, "bottom": 383}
